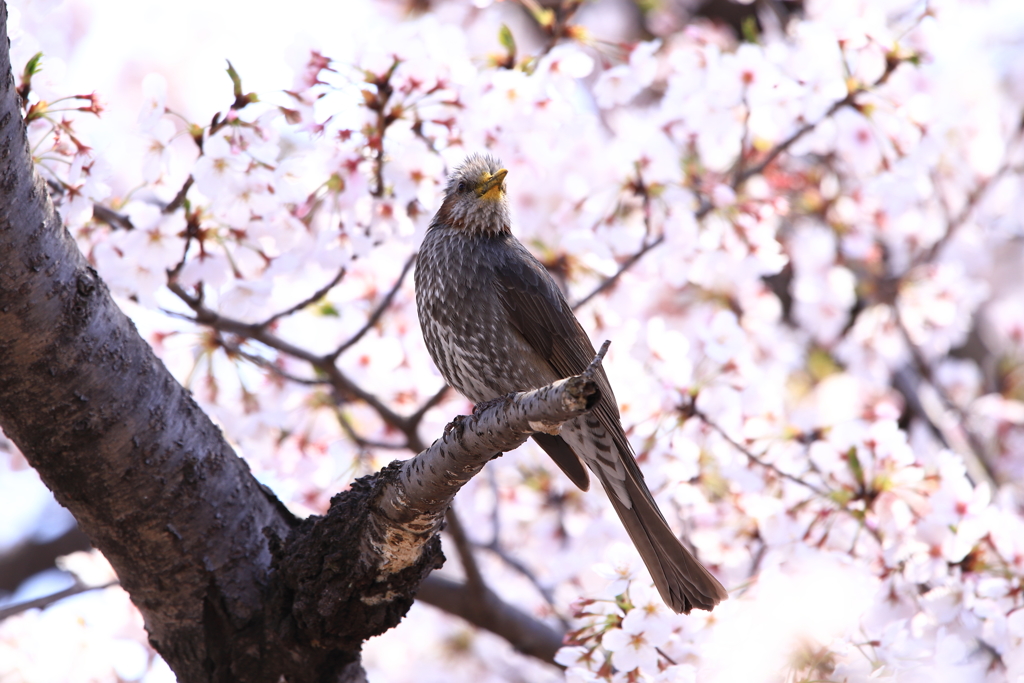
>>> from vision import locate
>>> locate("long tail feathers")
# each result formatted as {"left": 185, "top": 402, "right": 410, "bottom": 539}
{"left": 601, "top": 471, "right": 728, "bottom": 614}
{"left": 546, "top": 410, "right": 726, "bottom": 613}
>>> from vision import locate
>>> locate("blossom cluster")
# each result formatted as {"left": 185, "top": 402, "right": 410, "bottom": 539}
{"left": 3, "top": 0, "right": 1024, "bottom": 681}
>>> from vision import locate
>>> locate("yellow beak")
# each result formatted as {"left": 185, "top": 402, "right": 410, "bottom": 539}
{"left": 476, "top": 169, "right": 508, "bottom": 201}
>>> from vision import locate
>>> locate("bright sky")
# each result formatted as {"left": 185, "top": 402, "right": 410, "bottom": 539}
{"left": 20, "top": 0, "right": 379, "bottom": 105}
{"left": 11, "top": 0, "right": 389, "bottom": 187}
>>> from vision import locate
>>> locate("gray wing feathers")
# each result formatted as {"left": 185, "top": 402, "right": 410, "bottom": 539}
{"left": 491, "top": 235, "right": 727, "bottom": 613}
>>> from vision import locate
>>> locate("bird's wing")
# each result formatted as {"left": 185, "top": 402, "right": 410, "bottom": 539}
{"left": 491, "top": 238, "right": 645, "bottom": 485}
{"left": 492, "top": 237, "right": 728, "bottom": 614}
{"left": 490, "top": 238, "right": 596, "bottom": 378}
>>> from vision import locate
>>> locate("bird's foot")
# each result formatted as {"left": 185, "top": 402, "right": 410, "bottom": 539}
{"left": 444, "top": 415, "right": 467, "bottom": 439}
{"left": 471, "top": 393, "right": 516, "bottom": 416}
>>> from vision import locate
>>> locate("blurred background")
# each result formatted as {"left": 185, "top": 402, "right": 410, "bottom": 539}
{"left": 3, "top": 0, "right": 1024, "bottom": 681}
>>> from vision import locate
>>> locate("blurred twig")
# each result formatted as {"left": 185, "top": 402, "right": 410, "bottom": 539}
{"left": 893, "top": 308, "right": 998, "bottom": 489}
{"left": 688, "top": 400, "right": 828, "bottom": 497}
{"left": 0, "top": 580, "right": 118, "bottom": 622}
{"left": 259, "top": 266, "right": 347, "bottom": 329}
{"left": 576, "top": 48, "right": 910, "bottom": 309}
{"left": 167, "top": 280, "right": 432, "bottom": 451}
{"left": 327, "top": 254, "right": 415, "bottom": 361}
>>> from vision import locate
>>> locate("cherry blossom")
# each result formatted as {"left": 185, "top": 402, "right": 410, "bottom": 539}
{"left": 4, "top": 0, "right": 1024, "bottom": 681}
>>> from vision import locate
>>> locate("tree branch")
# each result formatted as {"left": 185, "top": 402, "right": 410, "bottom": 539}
{"left": 0, "top": 8, "right": 302, "bottom": 676}
{"left": 0, "top": 526, "right": 92, "bottom": 593}
{"left": 378, "top": 368, "right": 603, "bottom": 534}
{"left": 1, "top": 12, "right": 556, "bottom": 677}
{"left": 576, "top": 51, "right": 909, "bottom": 309}
{"left": 273, "top": 361, "right": 605, "bottom": 669}
{"left": 415, "top": 574, "right": 565, "bottom": 665}
{"left": 0, "top": 580, "right": 118, "bottom": 622}
{"left": 166, "top": 262, "right": 590, "bottom": 661}
{"left": 328, "top": 253, "right": 415, "bottom": 361}
{"left": 259, "top": 265, "right": 347, "bottom": 329}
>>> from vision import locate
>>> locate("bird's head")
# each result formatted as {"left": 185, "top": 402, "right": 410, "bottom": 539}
{"left": 431, "top": 154, "right": 511, "bottom": 237}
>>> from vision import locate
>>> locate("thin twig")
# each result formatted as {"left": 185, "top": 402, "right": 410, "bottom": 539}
{"left": 217, "top": 335, "right": 328, "bottom": 386}
{"left": 655, "top": 647, "right": 678, "bottom": 667}
{"left": 91, "top": 204, "right": 135, "bottom": 231}
{"left": 167, "top": 281, "right": 419, "bottom": 448}
{"left": 573, "top": 197, "right": 712, "bottom": 310}
{"left": 910, "top": 130, "right": 1023, "bottom": 269}
{"left": 733, "top": 56, "right": 902, "bottom": 188}
{"left": 92, "top": 174, "right": 194, "bottom": 232}
{"left": 585, "top": 340, "right": 611, "bottom": 376}
{"left": 691, "top": 405, "right": 889, "bottom": 543}
{"left": 335, "top": 408, "right": 408, "bottom": 450}
{"left": 0, "top": 581, "right": 118, "bottom": 622}
{"left": 366, "top": 59, "right": 400, "bottom": 198}
{"left": 573, "top": 235, "right": 664, "bottom": 310}
{"left": 747, "top": 541, "right": 767, "bottom": 584}
{"left": 163, "top": 175, "right": 194, "bottom": 214}
{"left": 328, "top": 253, "right": 415, "bottom": 360}
{"left": 259, "top": 266, "right": 347, "bottom": 329}
{"left": 406, "top": 384, "right": 451, "bottom": 428}
{"left": 478, "top": 539, "right": 565, "bottom": 622}
{"left": 576, "top": 54, "right": 907, "bottom": 310}
{"left": 690, "top": 402, "right": 828, "bottom": 497}
{"left": 478, "top": 468, "right": 566, "bottom": 621}
{"left": 444, "top": 509, "right": 486, "bottom": 596}
{"left": 730, "top": 90, "right": 754, "bottom": 184}
{"left": 892, "top": 307, "right": 998, "bottom": 488}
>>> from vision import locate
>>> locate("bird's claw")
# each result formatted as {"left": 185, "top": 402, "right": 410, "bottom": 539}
{"left": 444, "top": 415, "right": 467, "bottom": 439}
{"left": 471, "top": 392, "right": 515, "bottom": 416}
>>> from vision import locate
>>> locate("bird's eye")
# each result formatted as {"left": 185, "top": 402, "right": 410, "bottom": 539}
{"left": 457, "top": 181, "right": 467, "bottom": 193}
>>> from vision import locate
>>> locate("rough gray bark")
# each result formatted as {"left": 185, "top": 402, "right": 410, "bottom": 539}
{"left": 0, "top": 4, "right": 597, "bottom": 679}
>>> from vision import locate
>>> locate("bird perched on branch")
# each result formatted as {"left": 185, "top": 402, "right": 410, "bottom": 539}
{"left": 415, "top": 154, "right": 727, "bottom": 614}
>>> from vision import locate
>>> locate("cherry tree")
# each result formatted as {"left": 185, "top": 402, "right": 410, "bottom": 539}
{"left": 2, "top": 0, "right": 1024, "bottom": 681}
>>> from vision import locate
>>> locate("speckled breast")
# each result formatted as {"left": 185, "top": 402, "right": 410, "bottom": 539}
{"left": 415, "top": 227, "right": 555, "bottom": 403}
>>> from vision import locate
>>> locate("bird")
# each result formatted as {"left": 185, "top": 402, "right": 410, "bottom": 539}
{"left": 414, "top": 153, "right": 728, "bottom": 614}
